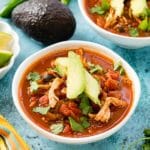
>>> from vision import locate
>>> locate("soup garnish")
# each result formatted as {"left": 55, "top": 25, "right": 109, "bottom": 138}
{"left": 19, "top": 49, "right": 132, "bottom": 137}
{"left": 85, "top": 0, "right": 150, "bottom": 37}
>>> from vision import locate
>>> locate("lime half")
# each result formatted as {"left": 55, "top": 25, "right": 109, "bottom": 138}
{"left": 0, "top": 32, "right": 13, "bottom": 51}
{"left": 0, "top": 50, "right": 13, "bottom": 68}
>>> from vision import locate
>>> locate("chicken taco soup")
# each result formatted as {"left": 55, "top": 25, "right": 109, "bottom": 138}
{"left": 84, "top": 0, "right": 150, "bottom": 37}
{"left": 18, "top": 48, "right": 133, "bottom": 137}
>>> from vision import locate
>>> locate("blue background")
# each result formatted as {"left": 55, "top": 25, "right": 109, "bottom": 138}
{"left": 0, "top": 0, "right": 149, "bottom": 149}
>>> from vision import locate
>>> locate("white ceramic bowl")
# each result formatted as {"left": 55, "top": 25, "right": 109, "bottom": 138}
{"left": 12, "top": 41, "right": 141, "bottom": 144}
{"left": 0, "top": 21, "right": 20, "bottom": 79}
{"left": 78, "top": 0, "right": 150, "bottom": 49}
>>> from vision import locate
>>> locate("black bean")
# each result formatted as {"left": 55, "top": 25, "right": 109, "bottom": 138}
{"left": 42, "top": 73, "right": 54, "bottom": 82}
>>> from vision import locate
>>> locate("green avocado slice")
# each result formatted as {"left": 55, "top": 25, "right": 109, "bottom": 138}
{"left": 55, "top": 57, "right": 68, "bottom": 77}
{"left": 0, "top": 50, "right": 13, "bottom": 68}
{"left": 84, "top": 70, "right": 101, "bottom": 105}
{"left": 67, "top": 51, "right": 85, "bottom": 99}
{"left": 55, "top": 54, "right": 101, "bottom": 104}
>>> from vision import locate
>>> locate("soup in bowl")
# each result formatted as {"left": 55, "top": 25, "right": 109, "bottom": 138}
{"left": 12, "top": 41, "right": 141, "bottom": 144}
{"left": 78, "top": 0, "right": 150, "bottom": 49}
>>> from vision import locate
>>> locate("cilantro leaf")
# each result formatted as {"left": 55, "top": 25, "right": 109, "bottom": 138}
{"left": 27, "top": 72, "right": 40, "bottom": 81}
{"left": 91, "top": 0, "right": 110, "bottom": 15}
{"left": 79, "top": 94, "right": 92, "bottom": 115}
{"left": 29, "top": 81, "right": 39, "bottom": 93}
{"left": 80, "top": 117, "right": 90, "bottom": 129}
{"left": 138, "top": 18, "right": 149, "bottom": 31}
{"left": 69, "top": 117, "right": 84, "bottom": 132}
{"left": 88, "top": 62, "right": 103, "bottom": 74}
{"left": 114, "top": 61, "right": 125, "bottom": 76}
{"left": 114, "top": 61, "right": 122, "bottom": 71}
{"left": 50, "top": 123, "right": 64, "bottom": 135}
{"left": 33, "top": 105, "right": 50, "bottom": 115}
{"left": 141, "top": 8, "right": 150, "bottom": 18}
{"left": 53, "top": 66, "right": 66, "bottom": 77}
{"left": 144, "top": 129, "right": 150, "bottom": 138}
{"left": 91, "top": 6, "right": 105, "bottom": 15}
{"left": 129, "top": 28, "right": 139, "bottom": 37}
{"left": 125, "top": 128, "right": 150, "bottom": 149}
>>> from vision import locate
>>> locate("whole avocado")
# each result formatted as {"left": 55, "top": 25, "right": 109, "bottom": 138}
{"left": 12, "top": 0, "right": 76, "bottom": 44}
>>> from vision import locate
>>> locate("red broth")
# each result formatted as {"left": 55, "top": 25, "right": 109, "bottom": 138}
{"left": 19, "top": 49, "right": 133, "bottom": 137}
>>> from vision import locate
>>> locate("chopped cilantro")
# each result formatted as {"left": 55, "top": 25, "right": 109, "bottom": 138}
{"left": 138, "top": 18, "right": 149, "bottom": 31}
{"left": 29, "top": 81, "right": 39, "bottom": 93}
{"left": 33, "top": 105, "right": 50, "bottom": 115}
{"left": 69, "top": 117, "right": 84, "bottom": 132}
{"left": 129, "top": 28, "right": 139, "bottom": 37}
{"left": 114, "top": 61, "right": 125, "bottom": 76}
{"left": 91, "top": 0, "right": 110, "bottom": 15}
{"left": 50, "top": 123, "right": 64, "bottom": 135}
{"left": 79, "top": 94, "right": 92, "bottom": 115}
{"left": 80, "top": 116, "right": 90, "bottom": 129}
{"left": 27, "top": 72, "right": 40, "bottom": 81}
{"left": 88, "top": 62, "right": 103, "bottom": 74}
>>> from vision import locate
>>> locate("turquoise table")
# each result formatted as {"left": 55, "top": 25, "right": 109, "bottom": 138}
{"left": 0, "top": 0, "right": 150, "bottom": 150}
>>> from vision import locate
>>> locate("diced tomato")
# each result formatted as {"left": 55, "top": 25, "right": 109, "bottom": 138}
{"left": 106, "top": 70, "right": 120, "bottom": 80}
{"left": 59, "top": 103, "right": 71, "bottom": 116}
{"left": 59, "top": 102, "right": 81, "bottom": 120}
{"left": 63, "top": 124, "right": 72, "bottom": 135}
{"left": 68, "top": 102, "right": 81, "bottom": 115}
{"left": 105, "top": 78, "right": 119, "bottom": 91}
{"left": 39, "top": 95, "right": 49, "bottom": 106}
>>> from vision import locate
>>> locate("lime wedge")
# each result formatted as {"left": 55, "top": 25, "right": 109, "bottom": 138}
{"left": 0, "top": 50, "right": 13, "bottom": 67}
{"left": 0, "top": 32, "right": 13, "bottom": 51}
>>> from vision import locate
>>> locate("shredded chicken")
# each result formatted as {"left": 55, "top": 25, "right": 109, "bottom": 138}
{"left": 105, "top": 0, "right": 125, "bottom": 28}
{"left": 38, "top": 84, "right": 51, "bottom": 90}
{"left": 46, "top": 112, "right": 62, "bottom": 121}
{"left": 48, "top": 78, "right": 64, "bottom": 108}
{"left": 89, "top": 97, "right": 127, "bottom": 123}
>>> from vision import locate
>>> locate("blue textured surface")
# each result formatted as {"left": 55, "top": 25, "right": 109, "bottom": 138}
{"left": 0, "top": 0, "right": 149, "bottom": 150}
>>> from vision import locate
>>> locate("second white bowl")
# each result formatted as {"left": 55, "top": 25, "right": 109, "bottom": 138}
{"left": 78, "top": 0, "right": 150, "bottom": 49}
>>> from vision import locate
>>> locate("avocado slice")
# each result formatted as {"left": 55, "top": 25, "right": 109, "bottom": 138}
{"left": 55, "top": 57, "right": 68, "bottom": 77}
{"left": 55, "top": 55, "right": 101, "bottom": 104}
{"left": 84, "top": 70, "right": 101, "bottom": 105}
{"left": 0, "top": 32, "right": 13, "bottom": 51}
{"left": 67, "top": 51, "right": 85, "bottom": 99}
{"left": 130, "top": 0, "right": 148, "bottom": 17}
{"left": 0, "top": 50, "right": 13, "bottom": 68}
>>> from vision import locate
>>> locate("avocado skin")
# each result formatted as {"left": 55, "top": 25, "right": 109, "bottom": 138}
{"left": 12, "top": 0, "right": 76, "bottom": 44}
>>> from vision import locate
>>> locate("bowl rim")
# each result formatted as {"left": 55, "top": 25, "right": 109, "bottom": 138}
{"left": 78, "top": 0, "right": 150, "bottom": 40}
{"left": 0, "top": 21, "right": 20, "bottom": 75}
{"left": 12, "top": 40, "right": 141, "bottom": 144}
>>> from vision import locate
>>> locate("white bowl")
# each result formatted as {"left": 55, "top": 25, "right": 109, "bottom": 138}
{"left": 78, "top": 0, "right": 150, "bottom": 49}
{"left": 0, "top": 21, "right": 20, "bottom": 79}
{"left": 12, "top": 41, "right": 141, "bottom": 144}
